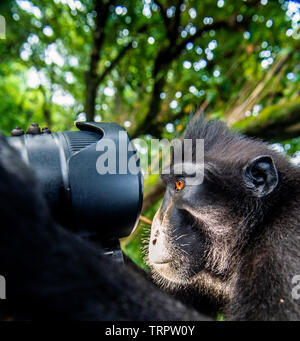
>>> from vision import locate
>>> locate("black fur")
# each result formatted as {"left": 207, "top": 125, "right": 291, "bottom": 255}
{"left": 0, "top": 134, "right": 208, "bottom": 321}
{"left": 148, "top": 119, "right": 300, "bottom": 321}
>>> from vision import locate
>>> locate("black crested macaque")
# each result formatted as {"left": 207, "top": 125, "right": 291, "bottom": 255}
{"left": 0, "top": 133, "right": 209, "bottom": 321}
{"left": 148, "top": 119, "right": 300, "bottom": 321}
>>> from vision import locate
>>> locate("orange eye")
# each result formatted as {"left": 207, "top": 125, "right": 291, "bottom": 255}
{"left": 175, "top": 179, "right": 185, "bottom": 191}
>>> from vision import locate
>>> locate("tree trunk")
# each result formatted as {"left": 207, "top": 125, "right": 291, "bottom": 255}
{"left": 133, "top": 74, "right": 166, "bottom": 138}
{"left": 85, "top": 74, "right": 98, "bottom": 122}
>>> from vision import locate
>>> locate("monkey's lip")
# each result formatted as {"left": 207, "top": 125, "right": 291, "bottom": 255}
{"left": 152, "top": 260, "right": 171, "bottom": 265}
{"left": 151, "top": 261, "right": 186, "bottom": 284}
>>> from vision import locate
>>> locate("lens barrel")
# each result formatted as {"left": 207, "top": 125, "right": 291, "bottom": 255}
{"left": 8, "top": 122, "right": 143, "bottom": 241}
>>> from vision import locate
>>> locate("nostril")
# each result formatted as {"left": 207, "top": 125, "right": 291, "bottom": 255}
{"left": 152, "top": 239, "right": 157, "bottom": 245}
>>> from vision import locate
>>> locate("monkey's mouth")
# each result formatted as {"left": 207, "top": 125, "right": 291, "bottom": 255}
{"left": 151, "top": 261, "right": 184, "bottom": 284}
{"left": 151, "top": 259, "right": 204, "bottom": 285}
{"left": 151, "top": 260, "right": 192, "bottom": 284}
{"left": 151, "top": 259, "right": 172, "bottom": 272}
{"left": 153, "top": 260, "right": 171, "bottom": 265}
{"left": 152, "top": 261, "right": 172, "bottom": 272}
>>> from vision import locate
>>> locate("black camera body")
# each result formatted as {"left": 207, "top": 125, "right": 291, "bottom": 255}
{"left": 8, "top": 122, "right": 143, "bottom": 261}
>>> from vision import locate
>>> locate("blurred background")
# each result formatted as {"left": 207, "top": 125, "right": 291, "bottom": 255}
{"left": 0, "top": 0, "right": 299, "bottom": 268}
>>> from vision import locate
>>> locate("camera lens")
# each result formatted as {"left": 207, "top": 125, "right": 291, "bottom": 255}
{"left": 8, "top": 122, "right": 143, "bottom": 241}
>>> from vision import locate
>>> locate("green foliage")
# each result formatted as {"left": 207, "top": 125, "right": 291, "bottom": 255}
{"left": 216, "top": 313, "right": 226, "bottom": 321}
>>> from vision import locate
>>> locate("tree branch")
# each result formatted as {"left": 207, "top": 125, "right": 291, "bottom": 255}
{"left": 235, "top": 99, "right": 300, "bottom": 141}
{"left": 89, "top": 0, "right": 111, "bottom": 75}
{"left": 96, "top": 24, "right": 148, "bottom": 86}
{"left": 173, "top": 0, "right": 184, "bottom": 37}
{"left": 154, "top": 0, "right": 171, "bottom": 32}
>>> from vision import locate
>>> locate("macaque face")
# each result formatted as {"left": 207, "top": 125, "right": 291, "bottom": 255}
{"left": 148, "top": 153, "right": 279, "bottom": 290}
{"left": 148, "top": 164, "right": 239, "bottom": 286}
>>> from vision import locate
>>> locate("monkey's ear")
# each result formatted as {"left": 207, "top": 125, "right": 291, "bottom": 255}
{"left": 243, "top": 155, "right": 278, "bottom": 197}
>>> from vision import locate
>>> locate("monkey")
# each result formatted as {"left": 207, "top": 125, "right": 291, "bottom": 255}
{"left": 147, "top": 119, "right": 300, "bottom": 321}
{"left": 0, "top": 133, "right": 209, "bottom": 321}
